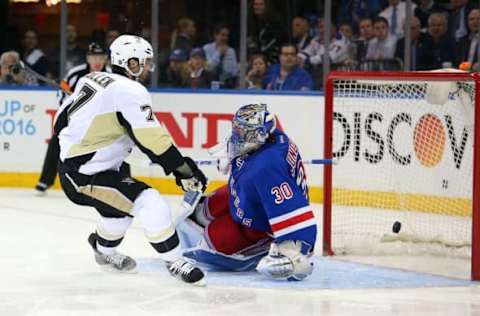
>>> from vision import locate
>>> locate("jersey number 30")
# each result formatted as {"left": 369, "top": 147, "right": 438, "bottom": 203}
{"left": 271, "top": 182, "right": 293, "bottom": 204}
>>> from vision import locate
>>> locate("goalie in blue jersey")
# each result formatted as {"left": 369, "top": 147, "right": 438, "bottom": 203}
{"left": 178, "top": 103, "right": 317, "bottom": 281}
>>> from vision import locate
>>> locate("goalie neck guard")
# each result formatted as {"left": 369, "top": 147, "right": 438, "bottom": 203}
{"left": 228, "top": 103, "right": 276, "bottom": 159}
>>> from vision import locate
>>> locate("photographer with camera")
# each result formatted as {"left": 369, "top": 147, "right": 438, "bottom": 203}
{"left": 0, "top": 50, "right": 37, "bottom": 86}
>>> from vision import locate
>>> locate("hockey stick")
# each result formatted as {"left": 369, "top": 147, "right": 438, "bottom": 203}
{"left": 192, "top": 158, "right": 334, "bottom": 166}
{"left": 22, "top": 61, "right": 72, "bottom": 95}
{"left": 146, "top": 158, "right": 335, "bottom": 168}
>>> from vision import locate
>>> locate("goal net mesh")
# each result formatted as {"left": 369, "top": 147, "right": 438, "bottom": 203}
{"left": 330, "top": 78, "right": 474, "bottom": 258}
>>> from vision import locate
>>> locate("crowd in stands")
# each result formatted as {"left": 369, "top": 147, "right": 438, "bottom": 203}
{"left": 1, "top": 0, "right": 479, "bottom": 91}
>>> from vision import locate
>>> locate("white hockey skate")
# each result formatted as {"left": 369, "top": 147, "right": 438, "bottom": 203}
{"left": 88, "top": 233, "right": 137, "bottom": 273}
{"left": 166, "top": 258, "right": 206, "bottom": 286}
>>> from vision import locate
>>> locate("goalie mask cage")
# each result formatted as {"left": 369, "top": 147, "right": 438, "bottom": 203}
{"left": 323, "top": 71, "right": 480, "bottom": 281}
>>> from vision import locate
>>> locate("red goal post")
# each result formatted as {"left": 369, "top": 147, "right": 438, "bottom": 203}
{"left": 323, "top": 71, "right": 480, "bottom": 281}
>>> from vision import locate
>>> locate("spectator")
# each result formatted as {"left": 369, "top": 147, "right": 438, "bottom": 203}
{"left": 340, "top": 23, "right": 354, "bottom": 41}
{"left": 337, "top": 0, "right": 382, "bottom": 29}
{"left": 264, "top": 43, "right": 313, "bottom": 91}
{"left": 49, "top": 24, "right": 87, "bottom": 79}
{"left": 105, "top": 29, "right": 120, "bottom": 48}
{"left": 291, "top": 16, "right": 313, "bottom": 52}
{"left": 379, "top": 0, "right": 417, "bottom": 38}
{"left": 457, "top": 8, "right": 480, "bottom": 67}
{"left": 415, "top": 0, "right": 447, "bottom": 30}
{"left": 355, "top": 18, "right": 375, "bottom": 62}
{"left": 165, "top": 48, "right": 189, "bottom": 88}
{"left": 203, "top": 24, "right": 239, "bottom": 89}
{"left": 299, "top": 18, "right": 350, "bottom": 68}
{"left": 395, "top": 16, "right": 429, "bottom": 70}
{"left": 64, "top": 24, "right": 87, "bottom": 71}
{"left": 339, "top": 22, "right": 356, "bottom": 62}
{"left": 21, "top": 30, "right": 50, "bottom": 80}
{"left": 424, "top": 12, "right": 455, "bottom": 69}
{"left": 448, "top": 0, "right": 475, "bottom": 42}
{"left": 246, "top": 53, "right": 268, "bottom": 89}
{"left": 0, "top": 51, "right": 37, "bottom": 86}
{"left": 365, "top": 16, "right": 397, "bottom": 60}
{"left": 185, "top": 47, "right": 216, "bottom": 89}
{"left": 247, "top": 0, "right": 285, "bottom": 64}
{"left": 171, "top": 17, "right": 196, "bottom": 54}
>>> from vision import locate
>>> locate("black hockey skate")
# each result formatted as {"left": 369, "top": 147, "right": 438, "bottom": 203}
{"left": 166, "top": 258, "right": 206, "bottom": 286}
{"left": 34, "top": 182, "right": 49, "bottom": 197}
{"left": 88, "top": 233, "right": 137, "bottom": 273}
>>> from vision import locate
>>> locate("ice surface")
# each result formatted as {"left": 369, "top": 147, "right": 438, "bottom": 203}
{"left": 0, "top": 188, "right": 479, "bottom": 316}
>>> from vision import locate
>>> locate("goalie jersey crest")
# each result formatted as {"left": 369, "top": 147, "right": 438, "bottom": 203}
{"left": 228, "top": 129, "right": 317, "bottom": 248}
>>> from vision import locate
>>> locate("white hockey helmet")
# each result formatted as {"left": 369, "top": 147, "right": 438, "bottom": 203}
{"left": 109, "top": 34, "right": 154, "bottom": 77}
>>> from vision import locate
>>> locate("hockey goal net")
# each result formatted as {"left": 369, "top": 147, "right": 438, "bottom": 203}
{"left": 323, "top": 71, "right": 480, "bottom": 280}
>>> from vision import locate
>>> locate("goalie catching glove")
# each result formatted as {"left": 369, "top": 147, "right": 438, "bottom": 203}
{"left": 256, "top": 240, "right": 314, "bottom": 281}
{"left": 173, "top": 157, "right": 208, "bottom": 193}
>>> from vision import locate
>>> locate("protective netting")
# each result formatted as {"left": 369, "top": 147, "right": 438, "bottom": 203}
{"left": 331, "top": 78, "right": 475, "bottom": 258}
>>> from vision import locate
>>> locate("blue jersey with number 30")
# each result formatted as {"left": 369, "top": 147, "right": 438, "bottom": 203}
{"left": 228, "top": 130, "right": 317, "bottom": 248}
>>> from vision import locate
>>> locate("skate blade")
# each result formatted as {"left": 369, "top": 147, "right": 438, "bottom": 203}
{"left": 190, "top": 278, "right": 206, "bottom": 287}
{"left": 99, "top": 264, "right": 138, "bottom": 274}
{"left": 35, "top": 190, "right": 47, "bottom": 197}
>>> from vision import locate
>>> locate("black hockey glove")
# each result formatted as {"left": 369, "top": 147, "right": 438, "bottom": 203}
{"left": 172, "top": 157, "right": 207, "bottom": 192}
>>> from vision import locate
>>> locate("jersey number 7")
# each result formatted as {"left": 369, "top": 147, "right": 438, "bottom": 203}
{"left": 67, "top": 83, "right": 97, "bottom": 120}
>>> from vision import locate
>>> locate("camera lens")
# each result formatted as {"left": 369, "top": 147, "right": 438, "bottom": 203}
{"left": 9, "top": 63, "right": 22, "bottom": 75}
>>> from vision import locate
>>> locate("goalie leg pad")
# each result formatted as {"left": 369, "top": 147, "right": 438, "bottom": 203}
{"left": 256, "top": 240, "right": 314, "bottom": 281}
{"left": 184, "top": 246, "right": 266, "bottom": 272}
{"left": 177, "top": 218, "right": 205, "bottom": 249}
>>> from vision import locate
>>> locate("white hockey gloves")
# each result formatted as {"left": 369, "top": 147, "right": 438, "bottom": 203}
{"left": 173, "top": 157, "right": 208, "bottom": 193}
{"left": 256, "top": 240, "right": 313, "bottom": 281}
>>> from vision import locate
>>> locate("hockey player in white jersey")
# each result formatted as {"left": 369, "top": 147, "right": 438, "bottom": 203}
{"left": 55, "top": 35, "right": 207, "bottom": 286}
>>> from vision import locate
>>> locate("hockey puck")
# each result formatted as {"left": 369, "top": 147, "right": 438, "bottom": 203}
{"left": 392, "top": 221, "right": 402, "bottom": 234}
